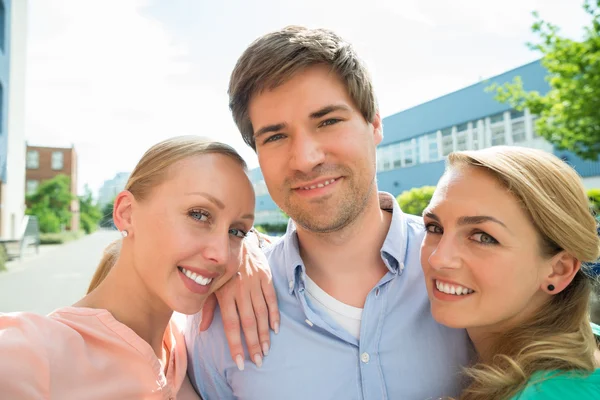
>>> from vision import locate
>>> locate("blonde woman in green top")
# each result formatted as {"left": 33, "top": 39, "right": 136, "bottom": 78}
{"left": 421, "top": 146, "right": 600, "bottom": 400}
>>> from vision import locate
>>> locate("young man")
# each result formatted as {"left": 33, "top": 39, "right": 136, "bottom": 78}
{"left": 186, "top": 26, "right": 471, "bottom": 399}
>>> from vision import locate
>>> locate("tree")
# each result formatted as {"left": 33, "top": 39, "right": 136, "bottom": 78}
{"left": 26, "top": 175, "right": 75, "bottom": 233}
{"left": 589, "top": 188, "right": 600, "bottom": 218}
{"left": 100, "top": 199, "right": 116, "bottom": 228}
{"left": 396, "top": 186, "right": 436, "bottom": 216}
{"left": 488, "top": 0, "right": 600, "bottom": 160}
{"left": 79, "top": 185, "right": 102, "bottom": 234}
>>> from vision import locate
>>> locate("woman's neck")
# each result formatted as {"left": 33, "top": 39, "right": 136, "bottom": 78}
{"left": 75, "top": 257, "right": 173, "bottom": 358}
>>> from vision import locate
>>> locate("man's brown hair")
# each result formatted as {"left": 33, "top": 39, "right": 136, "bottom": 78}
{"left": 228, "top": 25, "right": 378, "bottom": 150}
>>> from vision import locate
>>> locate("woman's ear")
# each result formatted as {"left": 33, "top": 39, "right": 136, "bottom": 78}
{"left": 542, "top": 251, "right": 580, "bottom": 294}
{"left": 113, "top": 190, "right": 135, "bottom": 237}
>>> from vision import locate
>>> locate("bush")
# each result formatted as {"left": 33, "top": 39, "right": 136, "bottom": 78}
{"left": 40, "top": 231, "right": 84, "bottom": 245}
{"left": 80, "top": 213, "right": 98, "bottom": 234}
{"left": 0, "top": 245, "right": 7, "bottom": 272}
{"left": 396, "top": 186, "right": 436, "bottom": 216}
{"left": 255, "top": 223, "right": 288, "bottom": 234}
{"left": 589, "top": 188, "right": 600, "bottom": 218}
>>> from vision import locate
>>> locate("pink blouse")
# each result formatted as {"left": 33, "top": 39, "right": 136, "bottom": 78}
{"left": 0, "top": 307, "right": 200, "bottom": 399}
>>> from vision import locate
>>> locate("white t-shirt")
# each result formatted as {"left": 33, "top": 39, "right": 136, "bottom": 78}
{"left": 304, "top": 274, "right": 363, "bottom": 339}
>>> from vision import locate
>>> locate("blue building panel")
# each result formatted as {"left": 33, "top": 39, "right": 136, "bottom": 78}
{"left": 0, "top": 0, "right": 10, "bottom": 182}
{"left": 377, "top": 160, "right": 446, "bottom": 197}
{"left": 381, "top": 60, "right": 550, "bottom": 145}
{"left": 554, "top": 150, "right": 600, "bottom": 178}
{"left": 255, "top": 194, "right": 280, "bottom": 212}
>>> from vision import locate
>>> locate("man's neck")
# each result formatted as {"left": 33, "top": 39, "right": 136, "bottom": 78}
{"left": 296, "top": 191, "right": 392, "bottom": 308}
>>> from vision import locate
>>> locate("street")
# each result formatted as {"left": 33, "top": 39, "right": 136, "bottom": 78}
{"left": 0, "top": 230, "right": 120, "bottom": 314}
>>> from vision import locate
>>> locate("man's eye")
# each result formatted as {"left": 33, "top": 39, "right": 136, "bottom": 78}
{"left": 264, "top": 134, "right": 285, "bottom": 144}
{"left": 320, "top": 118, "right": 341, "bottom": 127}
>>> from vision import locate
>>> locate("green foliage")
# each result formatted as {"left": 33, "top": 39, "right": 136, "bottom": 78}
{"left": 79, "top": 185, "right": 102, "bottom": 234}
{"left": 396, "top": 186, "right": 436, "bottom": 216}
{"left": 488, "top": 0, "right": 600, "bottom": 160}
{"left": 589, "top": 188, "right": 600, "bottom": 217}
{"left": 0, "top": 245, "right": 7, "bottom": 272}
{"left": 100, "top": 200, "right": 115, "bottom": 228}
{"left": 40, "top": 231, "right": 84, "bottom": 245}
{"left": 255, "top": 223, "right": 288, "bottom": 234}
{"left": 26, "top": 175, "right": 75, "bottom": 233}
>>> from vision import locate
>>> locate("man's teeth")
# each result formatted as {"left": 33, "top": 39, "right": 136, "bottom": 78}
{"left": 302, "top": 178, "right": 336, "bottom": 190}
{"left": 435, "top": 280, "right": 474, "bottom": 296}
{"left": 180, "top": 267, "right": 213, "bottom": 286}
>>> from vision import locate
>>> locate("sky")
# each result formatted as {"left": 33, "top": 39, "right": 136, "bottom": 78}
{"left": 24, "top": 0, "right": 591, "bottom": 196}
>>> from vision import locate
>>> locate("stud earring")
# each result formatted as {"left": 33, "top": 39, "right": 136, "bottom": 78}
{"left": 547, "top": 284, "right": 555, "bottom": 291}
{"left": 121, "top": 230, "right": 129, "bottom": 238}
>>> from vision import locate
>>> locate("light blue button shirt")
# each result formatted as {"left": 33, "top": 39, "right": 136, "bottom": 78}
{"left": 186, "top": 193, "right": 472, "bottom": 400}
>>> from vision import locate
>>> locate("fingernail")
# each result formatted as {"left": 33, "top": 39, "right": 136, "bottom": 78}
{"left": 274, "top": 322, "right": 280, "bottom": 335}
{"left": 235, "top": 355, "right": 245, "bottom": 371}
{"left": 254, "top": 353, "right": 263, "bottom": 368}
{"left": 262, "top": 342, "right": 270, "bottom": 357}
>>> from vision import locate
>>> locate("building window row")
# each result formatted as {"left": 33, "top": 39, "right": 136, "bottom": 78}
{"left": 377, "top": 108, "right": 538, "bottom": 172}
{"left": 26, "top": 150, "right": 64, "bottom": 170}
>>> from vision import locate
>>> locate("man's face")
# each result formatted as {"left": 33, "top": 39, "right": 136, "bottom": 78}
{"left": 248, "top": 65, "right": 382, "bottom": 233}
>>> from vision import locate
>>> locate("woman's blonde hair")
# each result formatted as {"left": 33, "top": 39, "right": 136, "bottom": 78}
{"left": 446, "top": 146, "right": 600, "bottom": 400}
{"left": 86, "top": 136, "right": 247, "bottom": 294}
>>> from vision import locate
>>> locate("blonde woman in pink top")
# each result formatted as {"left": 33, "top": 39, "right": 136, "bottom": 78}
{"left": 0, "top": 136, "right": 271, "bottom": 399}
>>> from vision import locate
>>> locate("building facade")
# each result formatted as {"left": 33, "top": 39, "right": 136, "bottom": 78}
{"left": 249, "top": 60, "right": 600, "bottom": 225}
{"left": 0, "top": 0, "right": 28, "bottom": 239}
{"left": 25, "top": 145, "right": 79, "bottom": 231}
{"left": 97, "top": 172, "right": 130, "bottom": 207}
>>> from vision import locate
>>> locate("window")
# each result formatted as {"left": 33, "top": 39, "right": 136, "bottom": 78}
{"left": 377, "top": 146, "right": 394, "bottom": 171}
{"left": 511, "top": 120, "right": 526, "bottom": 143}
{"left": 471, "top": 120, "right": 480, "bottom": 150}
{"left": 426, "top": 133, "right": 440, "bottom": 161}
{"left": 489, "top": 114, "right": 506, "bottom": 146}
{"left": 441, "top": 128, "right": 453, "bottom": 156}
{"left": 456, "top": 124, "right": 468, "bottom": 151}
{"left": 389, "top": 143, "right": 403, "bottom": 169}
{"left": 51, "top": 151, "right": 64, "bottom": 170}
{"left": 510, "top": 109, "right": 525, "bottom": 119}
{"left": 26, "top": 150, "right": 39, "bottom": 169}
{"left": 26, "top": 180, "right": 39, "bottom": 195}
{"left": 401, "top": 140, "right": 416, "bottom": 167}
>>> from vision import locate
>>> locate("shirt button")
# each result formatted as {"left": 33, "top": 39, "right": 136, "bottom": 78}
{"left": 360, "top": 352, "right": 370, "bottom": 363}
{"left": 375, "top": 288, "right": 380, "bottom": 297}
{"left": 399, "top": 262, "right": 405, "bottom": 272}
{"left": 289, "top": 280, "right": 294, "bottom": 291}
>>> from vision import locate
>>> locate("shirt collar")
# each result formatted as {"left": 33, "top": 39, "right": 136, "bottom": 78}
{"left": 281, "top": 192, "right": 411, "bottom": 295}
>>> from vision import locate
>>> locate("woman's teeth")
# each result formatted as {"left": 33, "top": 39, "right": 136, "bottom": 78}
{"left": 435, "top": 280, "right": 474, "bottom": 296}
{"left": 179, "top": 267, "right": 213, "bottom": 286}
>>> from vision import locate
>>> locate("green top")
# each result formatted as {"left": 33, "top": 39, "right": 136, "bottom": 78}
{"left": 592, "top": 322, "right": 600, "bottom": 337}
{"left": 510, "top": 369, "right": 600, "bottom": 399}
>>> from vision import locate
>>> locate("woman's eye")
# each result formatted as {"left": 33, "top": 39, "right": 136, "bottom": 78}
{"left": 229, "top": 228, "right": 248, "bottom": 239}
{"left": 470, "top": 232, "right": 498, "bottom": 245}
{"left": 425, "top": 223, "right": 443, "bottom": 234}
{"left": 189, "top": 210, "right": 209, "bottom": 222}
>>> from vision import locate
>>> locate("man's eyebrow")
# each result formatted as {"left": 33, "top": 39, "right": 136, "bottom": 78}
{"left": 309, "top": 104, "right": 352, "bottom": 119}
{"left": 254, "top": 123, "right": 287, "bottom": 141}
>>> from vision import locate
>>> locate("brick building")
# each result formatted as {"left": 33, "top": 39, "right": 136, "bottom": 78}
{"left": 25, "top": 145, "right": 79, "bottom": 231}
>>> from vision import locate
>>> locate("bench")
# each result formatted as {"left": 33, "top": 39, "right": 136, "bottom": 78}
{"left": 0, "top": 215, "right": 40, "bottom": 261}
